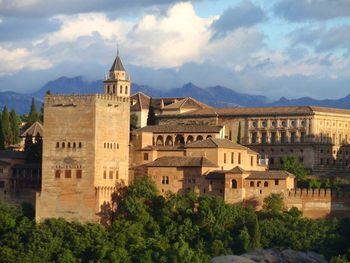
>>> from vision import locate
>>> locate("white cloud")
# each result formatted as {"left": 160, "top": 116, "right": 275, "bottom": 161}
{"left": 41, "top": 13, "right": 132, "bottom": 46}
{"left": 0, "top": 46, "right": 52, "bottom": 76}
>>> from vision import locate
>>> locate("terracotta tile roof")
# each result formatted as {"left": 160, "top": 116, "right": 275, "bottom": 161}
{"left": 130, "top": 92, "right": 150, "bottom": 111}
{"left": 247, "top": 170, "right": 295, "bottom": 179}
{"left": 147, "top": 156, "right": 218, "bottom": 167}
{"left": 206, "top": 169, "right": 295, "bottom": 180}
{"left": 137, "top": 124, "right": 223, "bottom": 133}
{"left": 141, "top": 145, "right": 185, "bottom": 151}
{"left": 159, "top": 106, "right": 350, "bottom": 118}
{"left": 163, "top": 97, "right": 211, "bottom": 110}
{"left": 186, "top": 138, "right": 258, "bottom": 153}
{"left": 20, "top": 121, "right": 43, "bottom": 137}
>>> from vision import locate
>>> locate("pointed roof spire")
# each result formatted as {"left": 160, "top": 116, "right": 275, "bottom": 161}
{"left": 110, "top": 43, "right": 125, "bottom": 72}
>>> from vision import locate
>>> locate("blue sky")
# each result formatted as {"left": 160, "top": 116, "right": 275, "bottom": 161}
{"left": 0, "top": 0, "right": 349, "bottom": 99}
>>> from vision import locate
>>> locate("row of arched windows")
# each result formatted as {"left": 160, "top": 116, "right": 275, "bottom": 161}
{"left": 103, "top": 170, "right": 119, "bottom": 179}
{"left": 103, "top": 142, "right": 119, "bottom": 149}
{"left": 155, "top": 134, "right": 212, "bottom": 146}
{"left": 106, "top": 84, "right": 128, "bottom": 95}
{"left": 56, "top": 142, "right": 82, "bottom": 148}
{"left": 249, "top": 181, "right": 270, "bottom": 187}
{"left": 54, "top": 169, "right": 82, "bottom": 179}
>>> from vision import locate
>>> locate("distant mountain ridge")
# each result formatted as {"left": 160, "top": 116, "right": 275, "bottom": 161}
{"left": 1, "top": 76, "right": 350, "bottom": 114}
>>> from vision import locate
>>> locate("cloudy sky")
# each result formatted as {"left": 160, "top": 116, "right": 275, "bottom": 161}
{"left": 0, "top": 0, "right": 349, "bottom": 99}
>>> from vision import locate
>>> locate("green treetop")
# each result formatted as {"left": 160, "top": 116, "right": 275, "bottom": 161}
{"left": 147, "top": 98, "right": 156, "bottom": 126}
{"left": 9, "top": 109, "right": 20, "bottom": 144}
{"left": 27, "top": 97, "right": 40, "bottom": 127}
{"left": 2, "top": 106, "right": 13, "bottom": 147}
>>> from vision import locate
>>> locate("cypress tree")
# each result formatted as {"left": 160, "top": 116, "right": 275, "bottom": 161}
{"left": 28, "top": 97, "right": 39, "bottom": 126}
{"left": 237, "top": 121, "right": 241, "bottom": 144}
{"left": 251, "top": 218, "right": 261, "bottom": 249}
{"left": 2, "top": 106, "right": 13, "bottom": 146}
{"left": 0, "top": 112, "right": 4, "bottom": 150}
{"left": 9, "top": 109, "right": 20, "bottom": 144}
{"left": 147, "top": 98, "right": 156, "bottom": 126}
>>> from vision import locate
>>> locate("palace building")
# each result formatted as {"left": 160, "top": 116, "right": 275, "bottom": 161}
{"left": 156, "top": 106, "right": 350, "bottom": 174}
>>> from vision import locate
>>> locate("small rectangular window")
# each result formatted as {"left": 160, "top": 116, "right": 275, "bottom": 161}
{"left": 275, "top": 179, "right": 279, "bottom": 185}
{"left": 65, "top": 170, "right": 71, "bottom": 178}
{"left": 55, "top": 170, "right": 61, "bottom": 179}
{"left": 238, "top": 153, "right": 241, "bottom": 164}
{"left": 0, "top": 168, "right": 4, "bottom": 174}
{"left": 76, "top": 169, "right": 82, "bottom": 179}
{"left": 224, "top": 153, "right": 226, "bottom": 163}
{"left": 231, "top": 152, "right": 234, "bottom": 163}
{"left": 0, "top": 181, "right": 5, "bottom": 188}
{"left": 143, "top": 153, "right": 149, "bottom": 161}
{"left": 103, "top": 171, "right": 107, "bottom": 179}
{"left": 109, "top": 171, "right": 113, "bottom": 179}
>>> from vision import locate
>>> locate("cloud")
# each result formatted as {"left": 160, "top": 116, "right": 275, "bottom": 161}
{"left": 211, "top": 1, "right": 266, "bottom": 38}
{"left": 0, "top": 17, "right": 60, "bottom": 41}
{"left": 0, "top": 46, "right": 52, "bottom": 75}
{"left": 274, "top": 0, "right": 350, "bottom": 21}
{"left": 0, "top": 0, "right": 205, "bottom": 17}
{"left": 290, "top": 25, "right": 350, "bottom": 52}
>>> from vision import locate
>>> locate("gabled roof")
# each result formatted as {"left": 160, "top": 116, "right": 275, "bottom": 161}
{"left": 110, "top": 55, "right": 125, "bottom": 72}
{"left": 163, "top": 97, "right": 211, "bottom": 110}
{"left": 159, "top": 105, "right": 350, "bottom": 118}
{"left": 247, "top": 170, "right": 295, "bottom": 179}
{"left": 186, "top": 138, "right": 257, "bottom": 153}
{"left": 206, "top": 169, "right": 295, "bottom": 180}
{"left": 131, "top": 92, "right": 150, "bottom": 111}
{"left": 137, "top": 124, "right": 223, "bottom": 133}
{"left": 21, "top": 121, "right": 43, "bottom": 137}
{"left": 147, "top": 156, "right": 218, "bottom": 167}
{"left": 227, "top": 166, "right": 246, "bottom": 174}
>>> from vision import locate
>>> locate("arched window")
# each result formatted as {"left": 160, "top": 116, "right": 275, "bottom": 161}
{"left": 62, "top": 142, "right": 65, "bottom": 148}
{"left": 196, "top": 135, "right": 203, "bottom": 141}
{"left": 120, "top": 86, "right": 123, "bottom": 94}
{"left": 250, "top": 181, "right": 254, "bottom": 187}
{"left": 68, "top": 142, "right": 71, "bottom": 148}
{"left": 56, "top": 142, "right": 59, "bottom": 148}
{"left": 79, "top": 142, "right": 82, "bottom": 148}
{"left": 186, "top": 135, "right": 194, "bottom": 144}
{"left": 206, "top": 135, "right": 212, "bottom": 139}
{"left": 113, "top": 85, "right": 115, "bottom": 93}
{"left": 257, "top": 181, "right": 261, "bottom": 187}
{"left": 165, "top": 136, "right": 173, "bottom": 146}
{"left": 231, "top": 179, "right": 237, "bottom": 189}
{"left": 156, "top": 136, "right": 164, "bottom": 146}
{"left": 175, "top": 135, "right": 185, "bottom": 146}
{"left": 125, "top": 86, "right": 128, "bottom": 94}
{"left": 73, "top": 142, "right": 76, "bottom": 148}
{"left": 264, "top": 181, "right": 268, "bottom": 187}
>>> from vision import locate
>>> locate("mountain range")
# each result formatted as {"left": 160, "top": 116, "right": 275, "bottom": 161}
{"left": 1, "top": 76, "right": 350, "bottom": 114}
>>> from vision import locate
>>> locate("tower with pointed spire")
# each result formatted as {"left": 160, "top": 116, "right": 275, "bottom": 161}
{"left": 104, "top": 48, "right": 131, "bottom": 97}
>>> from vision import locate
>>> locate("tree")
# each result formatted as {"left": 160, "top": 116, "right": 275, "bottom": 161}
{"left": 130, "top": 114, "right": 138, "bottom": 130}
{"left": 279, "top": 155, "right": 306, "bottom": 181}
{"left": 237, "top": 121, "right": 241, "bottom": 144}
{"left": 28, "top": 97, "right": 39, "bottom": 127}
{"left": 147, "top": 98, "right": 156, "bottom": 126}
{"left": 238, "top": 226, "right": 250, "bottom": 253}
{"left": 9, "top": 109, "right": 20, "bottom": 144}
{"left": 0, "top": 112, "right": 4, "bottom": 150}
{"left": 262, "top": 193, "right": 284, "bottom": 214}
{"left": 2, "top": 106, "right": 13, "bottom": 147}
{"left": 251, "top": 218, "right": 261, "bottom": 249}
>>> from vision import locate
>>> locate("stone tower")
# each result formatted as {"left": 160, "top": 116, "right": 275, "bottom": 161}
{"left": 36, "top": 53, "right": 130, "bottom": 223}
{"left": 104, "top": 49, "right": 130, "bottom": 97}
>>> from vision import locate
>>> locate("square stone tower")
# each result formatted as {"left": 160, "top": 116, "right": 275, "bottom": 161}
{"left": 36, "top": 54, "right": 130, "bottom": 223}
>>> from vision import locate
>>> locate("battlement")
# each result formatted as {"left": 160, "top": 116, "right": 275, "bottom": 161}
{"left": 286, "top": 188, "right": 350, "bottom": 199}
{"left": 45, "top": 94, "right": 130, "bottom": 105}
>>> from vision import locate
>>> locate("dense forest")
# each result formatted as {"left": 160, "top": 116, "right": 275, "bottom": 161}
{"left": 0, "top": 177, "right": 349, "bottom": 263}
